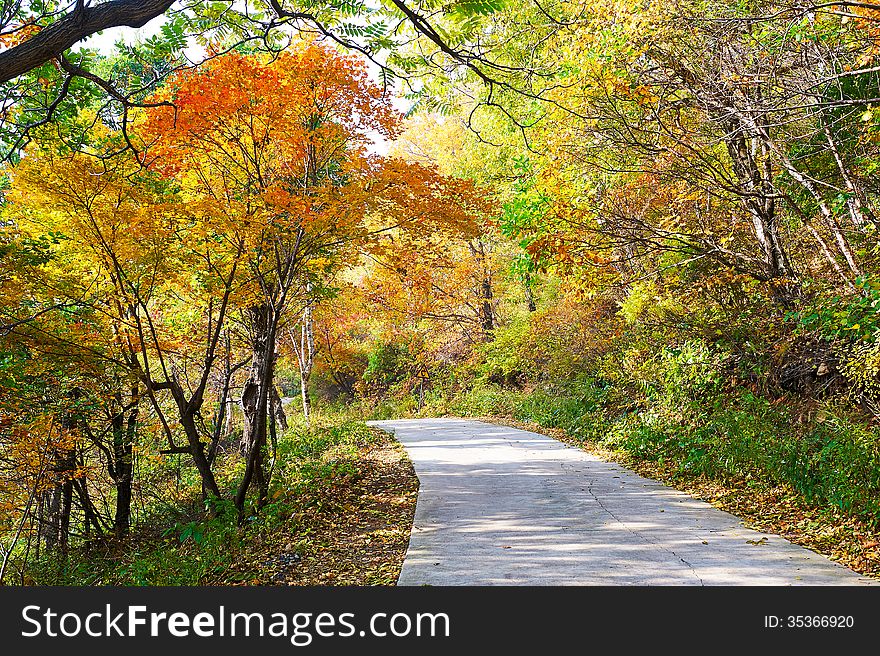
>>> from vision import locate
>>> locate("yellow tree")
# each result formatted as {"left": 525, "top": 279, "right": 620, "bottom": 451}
{"left": 6, "top": 132, "right": 248, "bottom": 505}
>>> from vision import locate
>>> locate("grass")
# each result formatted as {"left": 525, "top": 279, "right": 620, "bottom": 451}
{"left": 24, "top": 414, "right": 418, "bottom": 586}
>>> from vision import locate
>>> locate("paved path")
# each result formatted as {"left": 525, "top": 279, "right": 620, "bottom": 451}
{"left": 368, "top": 418, "right": 874, "bottom": 586}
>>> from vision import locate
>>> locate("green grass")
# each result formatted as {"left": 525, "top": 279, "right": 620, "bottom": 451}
{"left": 25, "top": 414, "right": 380, "bottom": 585}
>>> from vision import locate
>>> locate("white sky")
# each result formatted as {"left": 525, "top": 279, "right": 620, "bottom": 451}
{"left": 81, "top": 16, "right": 167, "bottom": 53}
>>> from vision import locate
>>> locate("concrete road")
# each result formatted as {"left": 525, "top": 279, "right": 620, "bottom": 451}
{"left": 368, "top": 418, "right": 874, "bottom": 586}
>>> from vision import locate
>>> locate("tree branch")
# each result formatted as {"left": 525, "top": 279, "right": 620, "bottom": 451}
{"left": 0, "top": 0, "right": 175, "bottom": 84}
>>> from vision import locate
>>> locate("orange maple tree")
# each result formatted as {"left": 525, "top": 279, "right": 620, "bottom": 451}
{"left": 136, "top": 43, "right": 489, "bottom": 513}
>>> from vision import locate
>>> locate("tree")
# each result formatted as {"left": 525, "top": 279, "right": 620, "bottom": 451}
{"left": 0, "top": 214, "right": 135, "bottom": 550}
{"left": 138, "top": 44, "right": 488, "bottom": 514}
{"left": 0, "top": 0, "right": 569, "bottom": 162}
{"left": 5, "top": 134, "right": 247, "bottom": 503}
{"left": 290, "top": 290, "right": 317, "bottom": 426}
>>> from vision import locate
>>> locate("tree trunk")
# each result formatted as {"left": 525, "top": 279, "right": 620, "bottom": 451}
{"left": 38, "top": 487, "right": 61, "bottom": 552}
{"left": 294, "top": 302, "right": 316, "bottom": 426}
{"left": 39, "top": 451, "right": 75, "bottom": 554}
{"left": 480, "top": 278, "right": 495, "bottom": 334}
{"left": 40, "top": 399, "right": 80, "bottom": 553}
{"left": 468, "top": 240, "right": 495, "bottom": 339}
{"left": 271, "top": 385, "right": 288, "bottom": 433}
{"left": 111, "top": 384, "right": 138, "bottom": 536}
{"left": 224, "top": 396, "right": 236, "bottom": 438}
{"left": 725, "top": 130, "right": 793, "bottom": 282}
{"left": 73, "top": 476, "right": 105, "bottom": 537}
{"left": 169, "top": 395, "right": 223, "bottom": 500}
{"left": 300, "top": 365, "right": 313, "bottom": 426}
{"left": 236, "top": 304, "right": 278, "bottom": 517}
{"left": 58, "top": 475, "right": 72, "bottom": 553}
{"left": 208, "top": 334, "right": 243, "bottom": 467}
{"left": 523, "top": 273, "right": 537, "bottom": 312}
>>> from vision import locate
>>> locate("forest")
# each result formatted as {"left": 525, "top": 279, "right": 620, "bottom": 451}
{"left": 1, "top": 0, "right": 880, "bottom": 585}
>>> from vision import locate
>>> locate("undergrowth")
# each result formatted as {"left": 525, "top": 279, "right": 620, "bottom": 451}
{"left": 25, "top": 416, "right": 379, "bottom": 585}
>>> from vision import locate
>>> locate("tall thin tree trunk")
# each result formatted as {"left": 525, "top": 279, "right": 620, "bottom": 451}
{"left": 208, "top": 334, "right": 243, "bottom": 466}
{"left": 294, "top": 301, "right": 316, "bottom": 426}
{"left": 110, "top": 384, "right": 138, "bottom": 536}
{"left": 523, "top": 273, "right": 537, "bottom": 312}
{"left": 468, "top": 240, "right": 495, "bottom": 339}
{"left": 41, "top": 403, "right": 79, "bottom": 554}
{"left": 58, "top": 476, "right": 72, "bottom": 553}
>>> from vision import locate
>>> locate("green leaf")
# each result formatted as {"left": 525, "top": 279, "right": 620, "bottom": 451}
{"left": 447, "top": 0, "right": 506, "bottom": 18}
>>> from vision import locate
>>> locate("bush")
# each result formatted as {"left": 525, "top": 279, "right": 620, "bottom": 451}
{"left": 25, "top": 418, "right": 380, "bottom": 585}
{"left": 429, "top": 375, "right": 880, "bottom": 529}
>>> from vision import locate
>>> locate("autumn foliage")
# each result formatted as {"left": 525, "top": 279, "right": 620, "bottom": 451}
{"left": 0, "top": 42, "right": 490, "bottom": 578}
{"left": 4, "top": 0, "right": 880, "bottom": 585}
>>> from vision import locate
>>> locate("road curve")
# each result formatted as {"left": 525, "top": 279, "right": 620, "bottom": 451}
{"left": 368, "top": 418, "right": 874, "bottom": 586}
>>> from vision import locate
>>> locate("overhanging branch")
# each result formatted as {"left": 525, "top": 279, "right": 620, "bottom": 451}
{"left": 0, "top": 0, "right": 175, "bottom": 84}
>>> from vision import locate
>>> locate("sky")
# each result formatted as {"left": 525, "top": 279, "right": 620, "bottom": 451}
{"left": 82, "top": 17, "right": 167, "bottom": 54}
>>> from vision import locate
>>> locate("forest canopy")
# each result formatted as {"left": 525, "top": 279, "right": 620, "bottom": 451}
{"left": 2, "top": 0, "right": 880, "bottom": 583}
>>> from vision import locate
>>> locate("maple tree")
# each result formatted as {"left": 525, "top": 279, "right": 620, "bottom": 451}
{"left": 136, "top": 44, "right": 487, "bottom": 514}
{"left": 0, "top": 39, "right": 488, "bottom": 569}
